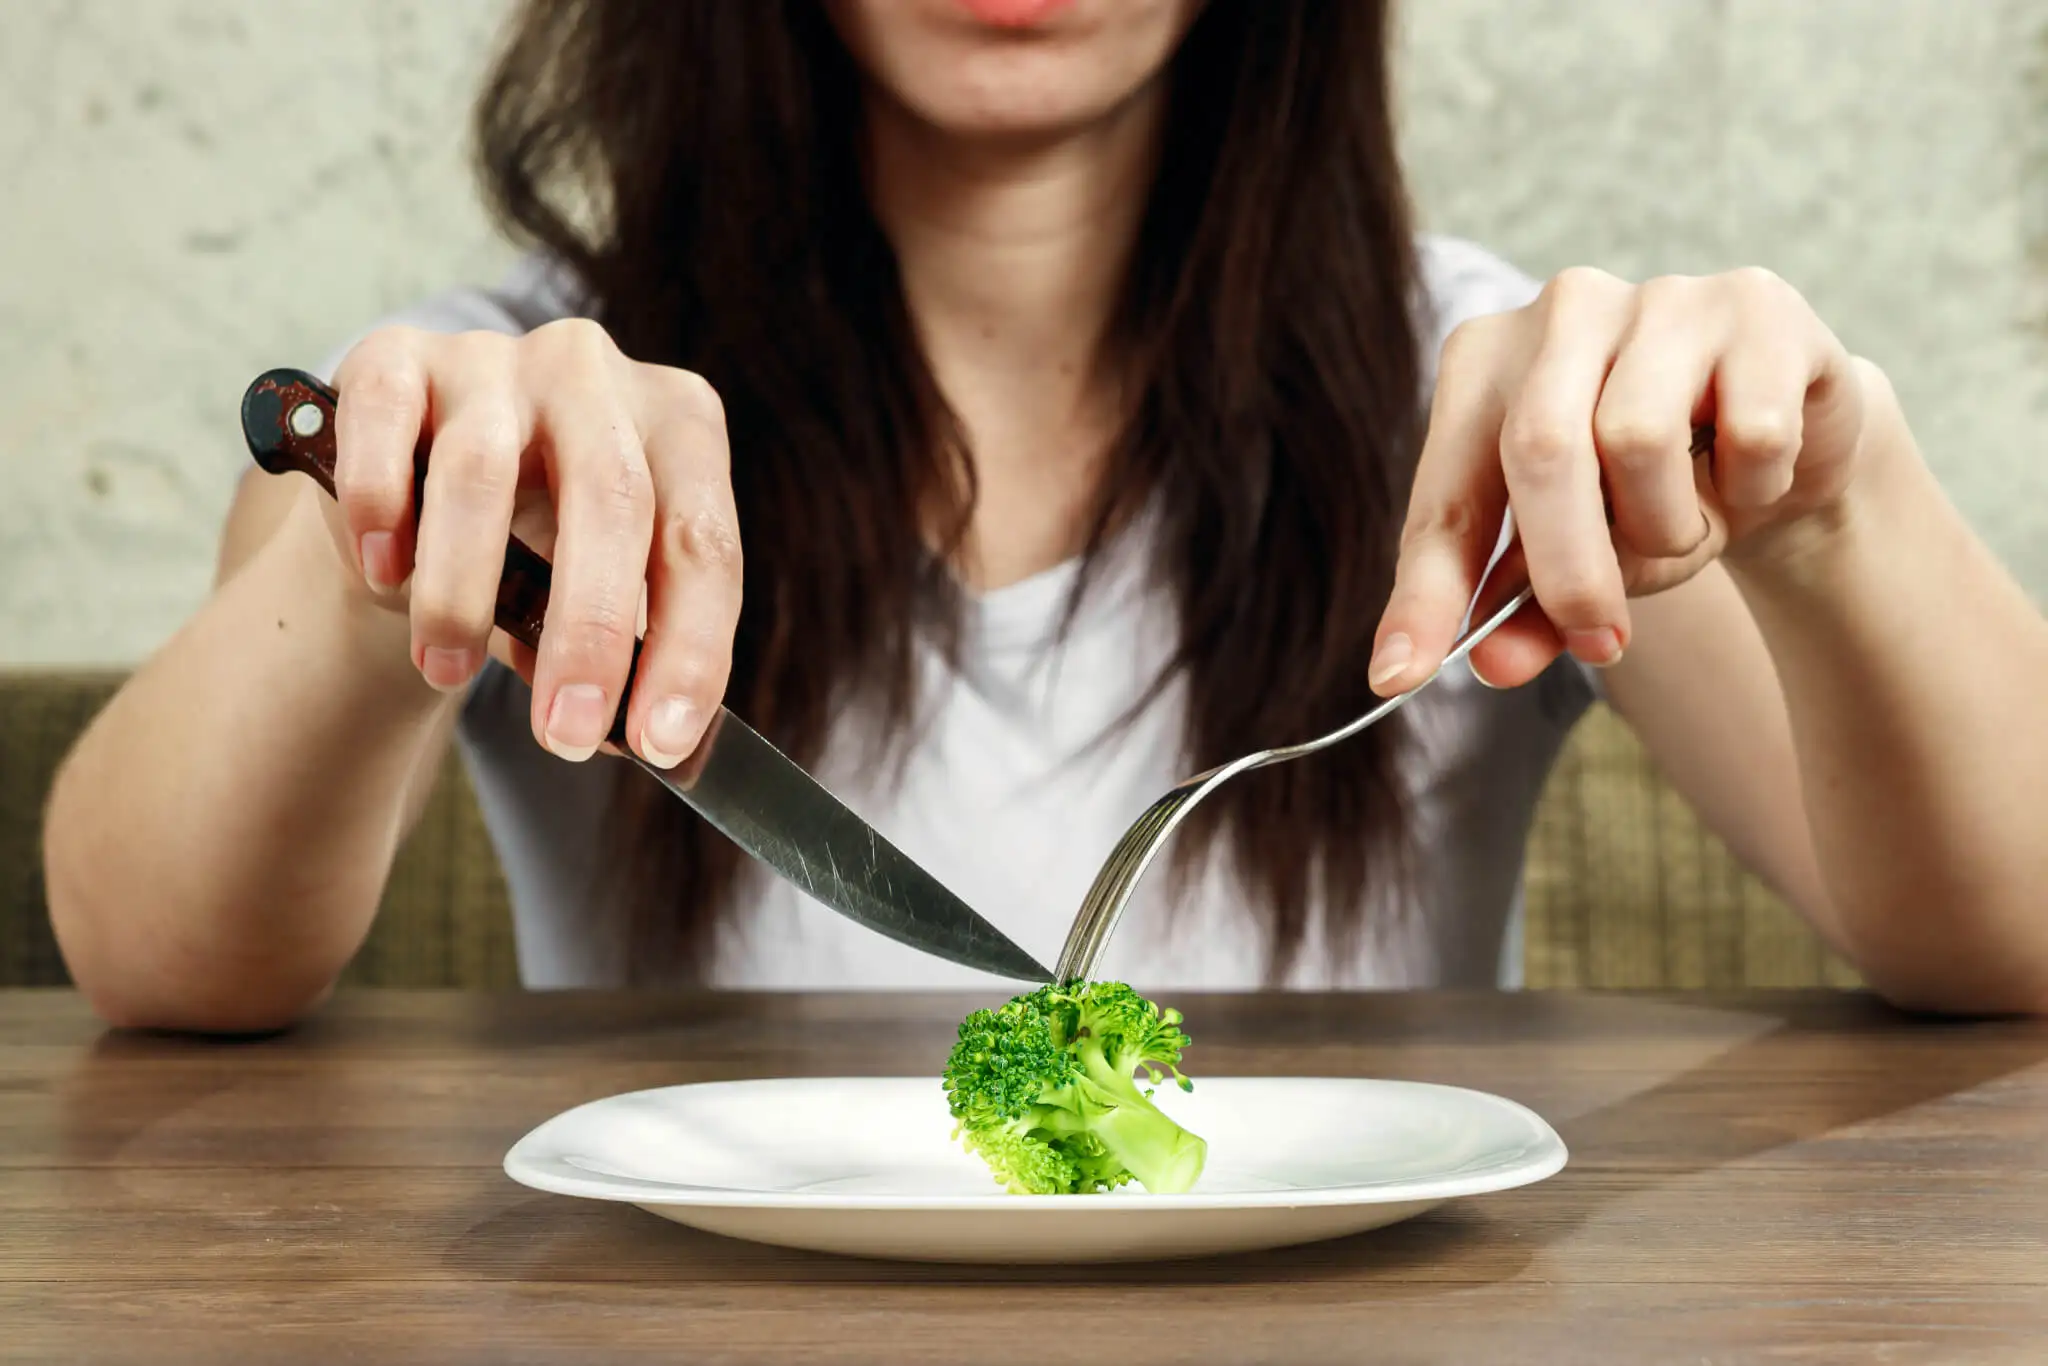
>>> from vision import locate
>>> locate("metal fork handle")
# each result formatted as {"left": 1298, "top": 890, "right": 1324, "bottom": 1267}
{"left": 1050, "top": 580, "right": 1536, "bottom": 984}
{"left": 1052, "top": 419, "right": 1719, "bottom": 984}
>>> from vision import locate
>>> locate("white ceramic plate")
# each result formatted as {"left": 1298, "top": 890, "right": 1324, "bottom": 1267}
{"left": 503, "top": 1073, "right": 1556, "bottom": 1269}
{"left": 503, "top": 1075, "right": 1565, "bottom": 1263}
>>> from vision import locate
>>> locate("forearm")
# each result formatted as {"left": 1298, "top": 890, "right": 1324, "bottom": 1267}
{"left": 1726, "top": 387, "right": 2048, "bottom": 1013}
{"left": 43, "top": 490, "right": 458, "bottom": 1032}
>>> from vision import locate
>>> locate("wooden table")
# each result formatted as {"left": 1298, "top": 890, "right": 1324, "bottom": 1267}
{"left": 2, "top": 988, "right": 2044, "bottom": 1364}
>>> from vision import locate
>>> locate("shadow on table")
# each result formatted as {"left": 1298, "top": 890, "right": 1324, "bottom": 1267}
{"left": 45, "top": 991, "right": 2048, "bottom": 1292}
{"left": 440, "top": 994, "right": 2048, "bottom": 1289}
{"left": 447, "top": 1190, "right": 1526, "bottom": 1291}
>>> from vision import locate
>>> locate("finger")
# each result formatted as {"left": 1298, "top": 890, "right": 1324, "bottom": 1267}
{"left": 1467, "top": 603, "right": 1567, "bottom": 689}
{"left": 1592, "top": 275, "right": 1725, "bottom": 559}
{"left": 1459, "top": 536, "right": 1566, "bottom": 688}
{"left": 1710, "top": 277, "right": 1822, "bottom": 511}
{"left": 523, "top": 325, "right": 655, "bottom": 762}
{"left": 408, "top": 333, "right": 532, "bottom": 693}
{"left": 484, "top": 633, "right": 630, "bottom": 756}
{"left": 331, "top": 327, "right": 429, "bottom": 594}
{"left": 1499, "top": 269, "right": 1635, "bottom": 668}
{"left": 625, "top": 370, "right": 741, "bottom": 768}
{"left": 1616, "top": 455, "right": 1731, "bottom": 598}
{"left": 1371, "top": 315, "right": 1514, "bottom": 695}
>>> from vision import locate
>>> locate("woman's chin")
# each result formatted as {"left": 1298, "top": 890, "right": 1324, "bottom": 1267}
{"left": 827, "top": 0, "right": 1199, "bottom": 148}
{"left": 869, "top": 69, "right": 1154, "bottom": 153}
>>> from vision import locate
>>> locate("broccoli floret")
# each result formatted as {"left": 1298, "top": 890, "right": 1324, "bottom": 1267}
{"left": 942, "top": 981, "right": 1207, "bottom": 1195}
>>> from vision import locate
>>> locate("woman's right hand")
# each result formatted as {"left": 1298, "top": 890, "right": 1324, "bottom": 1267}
{"left": 322, "top": 319, "right": 742, "bottom": 769}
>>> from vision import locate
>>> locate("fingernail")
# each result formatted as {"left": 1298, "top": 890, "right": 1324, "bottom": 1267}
{"left": 1470, "top": 657, "right": 1504, "bottom": 689}
{"left": 1368, "top": 633, "right": 1413, "bottom": 688}
{"left": 359, "top": 532, "right": 397, "bottom": 591}
{"left": 1565, "top": 627, "right": 1623, "bottom": 667}
{"left": 640, "top": 696, "right": 703, "bottom": 768}
{"left": 420, "top": 646, "right": 475, "bottom": 692}
{"left": 544, "top": 684, "right": 610, "bottom": 761}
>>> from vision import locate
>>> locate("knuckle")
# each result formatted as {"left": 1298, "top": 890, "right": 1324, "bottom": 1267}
{"left": 1537, "top": 567, "right": 1618, "bottom": 625}
{"left": 1625, "top": 515, "right": 1704, "bottom": 561}
{"left": 340, "top": 323, "right": 418, "bottom": 369}
{"left": 527, "top": 316, "right": 617, "bottom": 361}
{"left": 559, "top": 424, "right": 654, "bottom": 522}
{"left": 1593, "top": 408, "right": 1682, "bottom": 473}
{"left": 1728, "top": 264, "right": 1787, "bottom": 298}
{"left": 1636, "top": 273, "right": 1702, "bottom": 312}
{"left": 552, "top": 609, "right": 637, "bottom": 667}
{"left": 332, "top": 434, "right": 402, "bottom": 493}
{"left": 408, "top": 581, "right": 493, "bottom": 643}
{"left": 1718, "top": 408, "right": 1802, "bottom": 458}
{"left": 1401, "top": 493, "right": 1481, "bottom": 551}
{"left": 1501, "top": 410, "right": 1583, "bottom": 479}
{"left": 661, "top": 368, "right": 727, "bottom": 429}
{"left": 433, "top": 417, "right": 521, "bottom": 500}
{"left": 661, "top": 504, "right": 743, "bottom": 575}
{"left": 1543, "top": 265, "right": 1625, "bottom": 309}
{"left": 445, "top": 328, "right": 515, "bottom": 372}
{"left": 334, "top": 481, "right": 404, "bottom": 532}
{"left": 342, "top": 343, "right": 425, "bottom": 417}
{"left": 658, "top": 646, "right": 734, "bottom": 705}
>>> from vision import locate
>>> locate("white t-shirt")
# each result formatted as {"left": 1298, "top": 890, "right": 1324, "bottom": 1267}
{"left": 318, "top": 234, "right": 1599, "bottom": 993}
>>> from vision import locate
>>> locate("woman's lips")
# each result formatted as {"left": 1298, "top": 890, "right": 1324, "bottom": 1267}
{"left": 951, "top": 0, "right": 1076, "bottom": 28}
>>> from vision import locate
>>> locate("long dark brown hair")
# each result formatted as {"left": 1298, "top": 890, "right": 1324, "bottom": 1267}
{"left": 474, "top": 0, "right": 1425, "bottom": 985}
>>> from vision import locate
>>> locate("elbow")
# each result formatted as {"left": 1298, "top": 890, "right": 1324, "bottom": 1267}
{"left": 1852, "top": 948, "right": 2048, "bottom": 1021}
{"left": 92, "top": 989, "right": 325, "bottom": 1039}
{"left": 58, "top": 907, "right": 334, "bottom": 1036}
{"left": 43, "top": 812, "right": 330, "bottom": 1039}
{"left": 1815, "top": 874, "right": 2048, "bottom": 1019}
{"left": 64, "top": 941, "right": 331, "bottom": 1037}
{"left": 1871, "top": 980, "right": 2048, "bottom": 1021}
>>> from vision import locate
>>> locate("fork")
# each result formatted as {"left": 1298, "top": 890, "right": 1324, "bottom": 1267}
{"left": 1050, "top": 423, "right": 1714, "bottom": 984}
{"left": 1049, "top": 574, "right": 1533, "bottom": 984}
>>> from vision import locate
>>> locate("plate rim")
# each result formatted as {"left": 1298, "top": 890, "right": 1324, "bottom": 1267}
{"left": 501, "top": 1074, "right": 1569, "bottom": 1212}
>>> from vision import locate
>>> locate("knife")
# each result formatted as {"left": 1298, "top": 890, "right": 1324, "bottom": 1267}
{"left": 239, "top": 367, "right": 1052, "bottom": 984}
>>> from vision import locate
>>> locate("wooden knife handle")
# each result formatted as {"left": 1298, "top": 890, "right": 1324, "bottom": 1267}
{"left": 240, "top": 367, "right": 641, "bottom": 746}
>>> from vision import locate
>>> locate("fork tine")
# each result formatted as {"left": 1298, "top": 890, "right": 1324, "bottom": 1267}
{"left": 1055, "top": 788, "right": 1192, "bottom": 982}
{"left": 1082, "top": 794, "right": 1190, "bottom": 973}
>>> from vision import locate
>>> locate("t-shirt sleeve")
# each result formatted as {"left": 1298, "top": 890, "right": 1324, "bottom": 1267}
{"left": 307, "top": 252, "right": 589, "bottom": 381}
{"left": 1413, "top": 232, "right": 1545, "bottom": 375}
{"left": 231, "top": 255, "right": 581, "bottom": 501}
{"left": 1412, "top": 234, "right": 1607, "bottom": 710}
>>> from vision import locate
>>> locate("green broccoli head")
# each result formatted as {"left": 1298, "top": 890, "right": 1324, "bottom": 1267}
{"left": 942, "top": 981, "right": 1207, "bottom": 1196}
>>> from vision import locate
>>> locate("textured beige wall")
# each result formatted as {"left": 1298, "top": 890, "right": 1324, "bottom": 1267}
{"left": 0, "top": 0, "right": 514, "bottom": 666}
{"left": 3, "top": 0, "right": 2044, "bottom": 666}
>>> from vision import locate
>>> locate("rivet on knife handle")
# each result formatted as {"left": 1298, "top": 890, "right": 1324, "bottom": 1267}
{"left": 239, "top": 366, "right": 642, "bottom": 748}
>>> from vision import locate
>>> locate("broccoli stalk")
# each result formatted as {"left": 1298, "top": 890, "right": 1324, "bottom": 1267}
{"left": 1066, "top": 1026, "right": 1207, "bottom": 1194}
{"left": 942, "top": 981, "right": 1208, "bottom": 1195}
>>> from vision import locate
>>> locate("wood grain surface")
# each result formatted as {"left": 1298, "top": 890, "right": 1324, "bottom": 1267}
{"left": 2, "top": 988, "right": 2044, "bottom": 1365}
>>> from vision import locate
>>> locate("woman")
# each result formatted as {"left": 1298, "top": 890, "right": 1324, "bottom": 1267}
{"left": 41, "top": 0, "right": 2048, "bottom": 1031}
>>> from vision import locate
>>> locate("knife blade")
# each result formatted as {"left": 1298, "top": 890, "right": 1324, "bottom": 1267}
{"left": 239, "top": 366, "right": 1052, "bottom": 984}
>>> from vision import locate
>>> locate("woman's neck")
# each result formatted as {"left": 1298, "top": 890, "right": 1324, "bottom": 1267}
{"left": 864, "top": 88, "right": 1164, "bottom": 592}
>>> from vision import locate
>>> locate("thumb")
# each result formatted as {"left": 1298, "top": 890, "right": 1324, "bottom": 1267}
{"left": 1371, "top": 501, "right": 1500, "bottom": 696}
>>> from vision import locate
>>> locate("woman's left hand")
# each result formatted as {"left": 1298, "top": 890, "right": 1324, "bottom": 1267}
{"left": 1369, "top": 264, "right": 1897, "bottom": 693}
